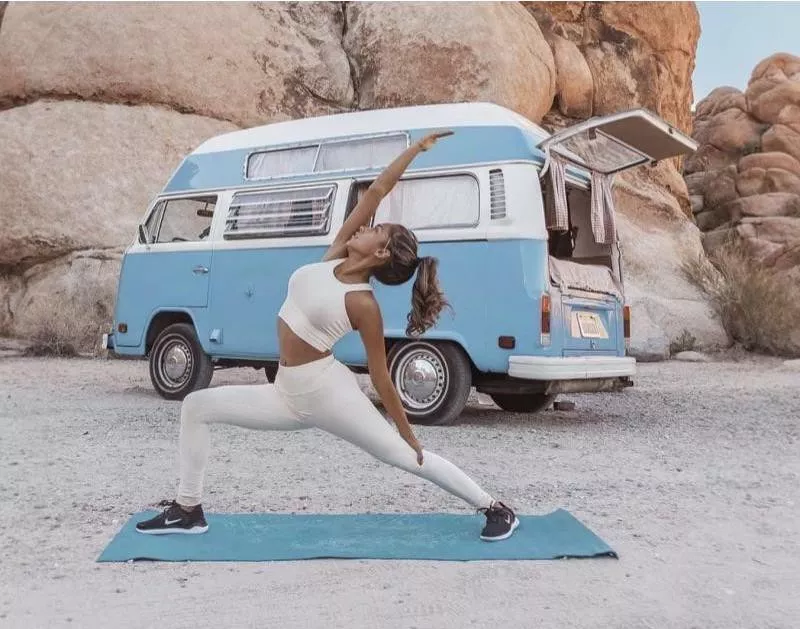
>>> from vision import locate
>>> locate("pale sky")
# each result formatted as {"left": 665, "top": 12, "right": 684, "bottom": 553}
{"left": 694, "top": 1, "right": 800, "bottom": 104}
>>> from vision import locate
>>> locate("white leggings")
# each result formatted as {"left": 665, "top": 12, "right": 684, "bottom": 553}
{"left": 177, "top": 355, "right": 494, "bottom": 509}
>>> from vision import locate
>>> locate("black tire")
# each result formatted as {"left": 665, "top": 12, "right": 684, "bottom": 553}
{"left": 148, "top": 323, "right": 214, "bottom": 400}
{"left": 490, "top": 393, "right": 555, "bottom": 414}
{"left": 387, "top": 341, "right": 471, "bottom": 426}
{"left": 264, "top": 362, "right": 279, "bottom": 383}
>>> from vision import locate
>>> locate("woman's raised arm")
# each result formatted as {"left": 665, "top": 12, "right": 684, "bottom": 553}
{"left": 322, "top": 131, "right": 453, "bottom": 261}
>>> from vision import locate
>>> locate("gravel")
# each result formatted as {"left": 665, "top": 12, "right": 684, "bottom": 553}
{"left": 1, "top": 355, "right": 798, "bottom": 629}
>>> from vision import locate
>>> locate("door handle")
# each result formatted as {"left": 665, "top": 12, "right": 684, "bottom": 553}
{"left": 192, "top": 265, "right": 209, "bottom": 275}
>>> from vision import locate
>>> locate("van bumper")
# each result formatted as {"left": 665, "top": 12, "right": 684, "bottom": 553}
{"left": 101, "top": 332, "right": 115, "bottom": 351}
{"left": 508, "top": 355, "right": 636, "bottom": 380}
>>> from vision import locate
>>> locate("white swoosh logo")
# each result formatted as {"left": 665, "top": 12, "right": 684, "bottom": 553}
{"left": 164, "top": 517, "right": 182, "bottom": 525}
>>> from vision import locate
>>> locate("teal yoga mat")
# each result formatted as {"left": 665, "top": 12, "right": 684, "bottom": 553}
{"left": 98, "top": 509, "right": 616, "bottom": 562}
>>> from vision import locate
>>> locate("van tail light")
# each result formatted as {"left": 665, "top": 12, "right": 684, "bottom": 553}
{"left": 623, "top": 305, "right": 631, "bottom": 349}
{"left": 540, "top": 293, "right": 551, "bottom": 346}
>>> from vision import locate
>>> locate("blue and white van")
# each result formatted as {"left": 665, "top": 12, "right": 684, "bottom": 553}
{"left": 104, "top": 102, "right": 696, "bottom": 425}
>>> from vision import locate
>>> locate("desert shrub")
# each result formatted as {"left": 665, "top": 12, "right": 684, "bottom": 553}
{"left": 669, "top": 329, "right": 698, "bottom": 355}
{"left": 683, "top": 243, "right": 800, "bottom": 356}
{"left": 23, "top": 286, "right": 111, "bottom": 357}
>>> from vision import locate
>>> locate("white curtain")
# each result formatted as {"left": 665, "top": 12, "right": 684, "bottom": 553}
{"left": 546, "top": 156, "right": 570, "bottom": 231}
{"left": 375, "top": 176, "right": 479, "bottom": 230}
{"left": 316, "top": 135, "right": 407, "bottom": 172}
{"left": 590, "top": 171, "right": 617, "bottom": 244}
{"left": 247, "top": 146, "right": 318, "bottom": 179}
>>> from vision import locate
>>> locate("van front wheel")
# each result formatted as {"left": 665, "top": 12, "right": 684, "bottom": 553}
{"left": 149, "top": 323, "right": 214, "bottom": 400}
{"left": 387, "top": 341, "right": 471, "bottom": 426}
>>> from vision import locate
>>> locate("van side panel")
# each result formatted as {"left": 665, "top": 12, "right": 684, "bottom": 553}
{"left": 113, "top": 246, "right": 213, "bottom": 350}
{"left": 206, "top": 245, "right": 327, "bottom": 359}
{"left": 204, "top": 238, "right": 555, "bottom": 373}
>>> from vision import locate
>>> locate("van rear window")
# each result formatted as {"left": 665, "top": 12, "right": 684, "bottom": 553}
{"left": 224, "top": 185, "right": 336, "bottom": 239}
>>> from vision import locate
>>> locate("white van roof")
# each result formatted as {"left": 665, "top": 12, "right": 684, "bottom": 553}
{"left": 193, "top": 102, "right": 549, "bottom": 155}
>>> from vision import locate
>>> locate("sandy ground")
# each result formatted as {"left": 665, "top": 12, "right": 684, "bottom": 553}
{"left": 0, "top": 354, "right": 798, "bottom": 629}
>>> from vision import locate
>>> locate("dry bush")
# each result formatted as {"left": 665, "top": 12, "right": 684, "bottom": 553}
{"left": 669, "top": 329, "right": 698, "bottom": 355}
{"left": 683, "top": 243, "right": 800, "bottom": 356}
{"left": 23, "top": 287, "right": 111, "bottom": 357}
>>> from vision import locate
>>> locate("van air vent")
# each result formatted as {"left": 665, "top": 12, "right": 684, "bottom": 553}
{"left": 489, "top": 169, "right": 506, "bottom": 219}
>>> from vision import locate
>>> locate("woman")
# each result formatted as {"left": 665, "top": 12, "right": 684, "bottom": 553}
{"left": 137, "top": 131, "right": 519, "bottom": 542}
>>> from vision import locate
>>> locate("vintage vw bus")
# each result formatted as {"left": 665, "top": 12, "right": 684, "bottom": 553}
{"left": 103, "top": 102, "right": 696, "bottom": 425}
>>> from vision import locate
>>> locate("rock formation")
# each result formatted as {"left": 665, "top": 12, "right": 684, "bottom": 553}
{"left": 0, "top": 1, "right": 725, "bottom": 359}
{"left": 688, "top": 53, "right": 800, "bottom": 288}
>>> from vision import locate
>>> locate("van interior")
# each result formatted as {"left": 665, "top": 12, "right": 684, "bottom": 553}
{"left": 542, "top": 176, "right": 622, "bottom": 299}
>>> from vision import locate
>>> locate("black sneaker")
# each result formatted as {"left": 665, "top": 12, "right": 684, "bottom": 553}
{"left": 479, "top": 501, "right": 519, "bottom": 541}
{"left": 135, "top": 500, "right": 208, "bottom": 535}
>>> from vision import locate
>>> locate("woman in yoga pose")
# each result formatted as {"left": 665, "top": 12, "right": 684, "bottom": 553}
{"left": 137, "top": 131, "right": 519, "bottom": 541}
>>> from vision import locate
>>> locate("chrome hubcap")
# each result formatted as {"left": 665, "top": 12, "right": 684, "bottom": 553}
{"left": 158, "top": 338, "right": 193, "bottom": 389}
{"left": 393, "top": 346, "right": 448, "bottom": 413}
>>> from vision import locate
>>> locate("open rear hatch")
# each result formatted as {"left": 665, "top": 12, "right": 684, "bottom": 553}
{"left": 538, "top": 108, "right": 698, "bottom": 175}
{"left": 538, "top": 109, "right": 698, "bottom": 354}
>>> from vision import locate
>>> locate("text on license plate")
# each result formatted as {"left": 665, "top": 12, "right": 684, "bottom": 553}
{"left": 570, "top": 312, "right": 609, "bottom": 339}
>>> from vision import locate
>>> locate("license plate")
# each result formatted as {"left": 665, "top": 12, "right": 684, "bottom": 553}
{"left": 572, "top": 312, "right": 608, "bottom": 339}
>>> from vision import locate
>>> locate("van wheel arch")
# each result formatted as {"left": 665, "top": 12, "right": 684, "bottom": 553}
{"left": 146, "top": 311, "right": 195, "bottom": 355}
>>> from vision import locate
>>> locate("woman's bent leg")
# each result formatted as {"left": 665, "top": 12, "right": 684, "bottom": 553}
{"left": 177, "top": 384, "right": 308, "bottom": 506}
{"left": 304, "top": 368, "right": 493, "bottom": 509}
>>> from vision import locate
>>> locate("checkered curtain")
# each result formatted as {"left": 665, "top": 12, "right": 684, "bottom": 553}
{"left": 590, "top": 171, "right": 617, "bottom": 244}
{"left": 546, "top": 155, "right": 570, "bottom": 231}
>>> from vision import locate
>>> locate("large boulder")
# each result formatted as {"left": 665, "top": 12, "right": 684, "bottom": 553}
{"left": 0, "top": 3, "right": 353, "bottom": 127}
{"left": 746, "top": 53, "right": 800, "bottom": 124}
{"left": 761, "top": 105, "right": 800, "bottom": 163}
{"left": 692, "top": 107, "right": 767, "bottom": 154}
{"left": 10, "top": 250, "right": 123, "bottom": 353}
{"left": 738, "top": 151, "right": 800, "bottom": 176}
{"left": 0, "top": 100, "right": 237, "bottom": 269}
{"left": 688, "top": 53, "right": 800, "bottom": 301}
{"left": 0, "top": 100, "right": 236, "bottom": 337}
{"left": 694, "top": 86, "right": 748, "bottom": 120}
{"left": 724, "top": 193, "right": 800, "bottom": 221}
{"left": 549, "top": 34, "right": 594, "bottom": 118}
{"left": 614, "top": 169, "right": 728, "bottom": 359}
{"left": 342, "top": 2, "right": 556, "bottom": 122}
{"left": 526, "top": 1, "right": 699, "bottom": 133}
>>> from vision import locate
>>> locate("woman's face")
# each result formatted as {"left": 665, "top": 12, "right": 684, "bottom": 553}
{"left": 347, "top": 224, "right": 391, "bottom": 258}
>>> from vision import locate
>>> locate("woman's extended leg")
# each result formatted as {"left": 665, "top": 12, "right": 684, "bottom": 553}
{"left": 301, "top": 365, "right": 493, "bottom": 509}
{"left": 177, "top": 384, "right": 310, "bottom": 506}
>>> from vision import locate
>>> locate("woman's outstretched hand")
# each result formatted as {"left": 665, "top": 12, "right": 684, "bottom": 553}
{"left": 399, "top": 427, "right": 424, "bottom": 466}
{"left": 417, "top": 130, "right": 454, "bottom": 152}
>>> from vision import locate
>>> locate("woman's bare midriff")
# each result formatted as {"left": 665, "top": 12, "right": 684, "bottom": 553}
{"left": 277, "top": 317, "right": 331, "bottom": 367}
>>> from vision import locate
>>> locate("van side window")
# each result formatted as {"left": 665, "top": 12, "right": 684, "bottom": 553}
{"left": 246, "top": 134, "right": 407, "bottom": 180}
{"left": 316, "top": 135, "right": 407, "bottom": 172}
{"left": 224, "top": 184, "right": 336, "bottom": 239}
{"left": 142, "top": 200, "right": 165, "bottom": 243}
{"left": 150, "top": 196, "right": 216, "bottom": 243}
{"left": 246, "top": 146, "right": 318, "bottom": 179}
{"left": 358, "top": 175, "right": 478, "bottom": 230}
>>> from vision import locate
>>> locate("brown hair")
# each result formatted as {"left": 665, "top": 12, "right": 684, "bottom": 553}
{"left": 372, "top": 224, "right": 450, "bottom": 336}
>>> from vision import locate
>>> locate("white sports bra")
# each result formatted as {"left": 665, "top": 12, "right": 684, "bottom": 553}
{"left": 278, "top": 259, "right": 372, "bottom": 352}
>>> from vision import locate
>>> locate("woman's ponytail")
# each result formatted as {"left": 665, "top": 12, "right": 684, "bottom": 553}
{"left": 406, "top": 256, "right": 450, "bottom": 336}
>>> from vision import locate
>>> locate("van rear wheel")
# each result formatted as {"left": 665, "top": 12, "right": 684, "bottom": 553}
{"left": 387, "top": 341, "right": 471, "bottom": 426}
{"left": 149, "top": 323, "right": 214, "bottom": 400}
{"left": 490, "top": 393, "right": 555, "bottom": 414}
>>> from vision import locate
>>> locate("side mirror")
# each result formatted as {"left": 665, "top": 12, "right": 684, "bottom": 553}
{"left": 138, "top": 224, "right": 149, "bottom": 244}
